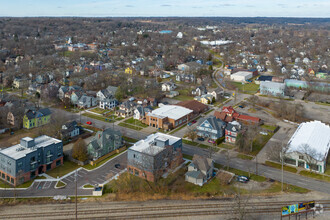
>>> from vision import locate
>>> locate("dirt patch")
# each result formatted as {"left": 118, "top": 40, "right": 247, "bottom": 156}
{"left": 234, "top": 180, "right": 272, "bottom": 191}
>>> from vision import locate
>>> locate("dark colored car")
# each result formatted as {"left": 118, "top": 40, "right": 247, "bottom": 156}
{"left": 115, "top": 164, "right": 120, "bottom": 169}
{"left": 192, "top": 120, "right": 197, "bottom": 124}
{"left": 236, "top": 175, "right": 249, "bottom": 183}
{"left": 238, "top": 105, "right": 244, "bottom": 108}
{"left": 187, "top": 122, "right": 192, "bottom": 126}
{"left": 197, "top": 137, "right": 205, "bottom": 141}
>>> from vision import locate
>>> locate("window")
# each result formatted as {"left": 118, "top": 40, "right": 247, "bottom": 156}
{"left": 11, "top": 178, "right": 14, "bottom": 184}
{"left": 1, "top": 173, "right": 4, "bottom": 179}
{"left": 7, "top": 176, "right": 10, "bottom": 181}
{"left": 299, "top": 155, "right": 304, "bottom": 160}
{"left": 58, "top": 152, "right": 62, "bottom": 157}
{"left": 18, "top": 162, "right": 23, "bottom": 168}
{"left": 134, "top": 170, "right": 139, "bottom": 176}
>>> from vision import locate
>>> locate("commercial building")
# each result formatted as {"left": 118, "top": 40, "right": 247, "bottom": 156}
{"left": 285, "top": 121, "right": 330, "bottom": 173}
{"left": 230, "top": 71, "right": 253, "bottom": 82}
{"left": 145, "top": 105, "right": 193, "bottom": 130}
{"left": 260, "top": 81, "right": 286, "bottom": 97}
{"left": 0, "top": 136, "right": 63, "bottom": 186}
{"left": 127, "top": 133, "right": 183, "bottom": 182}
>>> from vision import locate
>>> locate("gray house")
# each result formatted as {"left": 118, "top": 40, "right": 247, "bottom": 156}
{"left": 77, "top": 94, "right": 97, "bottom": 109}
{"left": 0, "top": 136, "right": 63, "bottom": 186}
{"left": 61, "top": 121, "right": 81, "bottom": 140}
{"left": 185, "top": 154, "right": 214, "bottom": 186}
{"left": 87, "top": 128, "right": 123, "bottom": 160}
{"left": 127, "top": 133, "right": 183, "bottom": 182}
{"left": 197, "top": 116, "right": 226, "bottom": 140}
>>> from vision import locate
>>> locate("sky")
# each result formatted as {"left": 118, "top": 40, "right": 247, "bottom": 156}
{"left": 0, "top": 0, "right": 329, "bottom": 17}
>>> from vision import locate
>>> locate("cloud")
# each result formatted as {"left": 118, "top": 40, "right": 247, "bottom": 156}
{"left": 125, "top": 5, "right": 134, "bottom": 8}
{"left": 277, "top": 4, "right": 287, "bottom": 8}
{"left": 161, "top": 4, "right": 171, "bottom": 7}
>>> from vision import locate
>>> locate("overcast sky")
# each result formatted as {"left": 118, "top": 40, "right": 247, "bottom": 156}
{"left": 0, "top": 0, "right": 329, "bottom": 17}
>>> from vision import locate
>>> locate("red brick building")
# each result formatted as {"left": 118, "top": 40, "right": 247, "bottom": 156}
{"left": 214, "top": 106, "right": 261, "bottom": 125}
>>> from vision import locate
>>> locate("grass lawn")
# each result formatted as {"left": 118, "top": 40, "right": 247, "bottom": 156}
{"left": 83, "top": 150, "right": 127, "bottom": 170}
{"left": 46, "top": 161, "right": 81, "bottom": 178}
{"left": 218, "top": 143, "right": 235, "bottom": 149}
{"left": 261, "top": 124, "right": 278, "bottom": 132}
{"left": 183, "top": 154, "right": 193, "bottom": 160}
{"left": 237, "top": 153, "right": 254, "bottom": 160}
{"left": 173, "top": 95, "right": 194, "bottom": 101}
{"left": 263, "top": 181, "right": 310, "bottom": 194}
{"left": 299, "top": 170, "right": 330, "bottom": 182}
{"left": 182, "top": 139, "right": 199, "bottom": 146}
{"left": 83, "top": 184, "right": 95, "bottom": 188}
{"left": 247, "top": 133, "right": 274, "bottom": 156}
{"left": 265, "top": 161, "right": 297, "bottom": 173}
{"left": 219, "top": 165, "right": 267, "bottom": 182}
{"left": 198, "top": 143, "right": 219, "bottom": 152}
{"left": 123, "top": 117, "right": 148, "bottom": 128}
{"left": 315, "top": 102, "right": 330, "bottom": 106}
{"left": 230, "top": 82, "right": 259, "bottom": 94}
{"left": 204, "top": 108, "right": 214, "bottom": 115}
{"left": 89, "top": 108, "right": 108, "bottom": 114}
{"left": 123, "top": 136, "right": 138, "bottom": 143}
{"left": 118, "top": 122, "right": 143, "bottom": 131}
{"left": 56, "top": 181, "right": 66, "bottom": 188}
{"left": 82, "top": 113, "right": 114, "bottom": 123}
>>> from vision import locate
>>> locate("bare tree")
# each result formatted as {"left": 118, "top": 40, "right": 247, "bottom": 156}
{"left": 299, "top": 144, "right": 322, "bottom": 172}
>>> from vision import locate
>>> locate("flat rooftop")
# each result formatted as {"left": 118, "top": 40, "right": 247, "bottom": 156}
{"left": 147, "top": 105, "right": 193, "bottom": 120}
{"left": 287, "top": 121, "right": 330, "bottom": 161}
{"left": 231, "top": 71, "right": 252, "bottom": 77}
{"left": 130, "top": 132, "right": 181, "bottom": 156}
{"left": 0, "top": 135, "right": 62, "bottom": 160}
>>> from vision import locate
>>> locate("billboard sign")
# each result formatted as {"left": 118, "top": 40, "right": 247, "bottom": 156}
{"left": 298, "top": 201, "right": 315, "bottom": 211}
{"left": 282, "top": 204, "right": 298, "bottom": 216}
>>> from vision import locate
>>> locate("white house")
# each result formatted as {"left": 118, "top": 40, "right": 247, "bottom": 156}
{"left": 185, "top": 154, "right": 214, "bottom": 186}
{"left": 77, "top": 95, "right": 97, "bottom": 109}
{"left": 162, "top": 82, "right": 176, "bottom": 92}
{"left": 99, "top": 98, "right": 117, "bottom": 110}
{"left": 285, "top": 121, "right": 330, "bottom": 173}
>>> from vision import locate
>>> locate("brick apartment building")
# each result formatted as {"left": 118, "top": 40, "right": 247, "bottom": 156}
{"left": 0, "top": 136, "right": 63, "bottom": 186}
{"left": 145, "top": 105, "right": 193, "bottom": 130}
{"left": 127, "top": 133, "right": 183, "bottom": 182}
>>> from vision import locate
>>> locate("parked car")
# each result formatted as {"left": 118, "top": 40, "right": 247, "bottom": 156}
{"left": 86, "top": 121, "right": 92, "bottom": 125}
{"left": 187, "top": 122, "right": 192, "bottom": 126}
{"left": 115, "top": 164, "right": 120, "bottom": 169}
{"left": 197, "top": 137, "right": 205, "bottom": 141}
{"left": 236, "top": 175, "right": 249, "bottom": 183}
{"left": 238, "top": 105, "right": 244, "bottom": 108}
{"left": 192, "top": 120, "right": 197, "bottom": 124}
{"left": 208, "top": 139, "right": 215, "bottom": 144}
{"left": 260, "top": 131, "right": 268, "bottom": 135}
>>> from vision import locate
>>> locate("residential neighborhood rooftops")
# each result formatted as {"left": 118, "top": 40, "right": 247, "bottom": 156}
{"left": 287, "top": 121, "right": 330, "bottom": 161}
{"left": 147, "top": 105, "right": 193, "bottom": 120}
{"left": 130, "top": 132, "right": 181, "bottom": 156}
{"left": 176, "top": 100, "right": 208, "bottom": 114}
{"left": 0, "top": 135, "right": 61, "bottom": 160}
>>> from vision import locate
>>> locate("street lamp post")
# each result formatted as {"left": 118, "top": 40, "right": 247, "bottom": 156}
{"left": 281, "top": 143, "right": 284, "bottom": 192}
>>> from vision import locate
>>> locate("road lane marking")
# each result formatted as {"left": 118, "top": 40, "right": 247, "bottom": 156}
{"left": 297, "top": 181, "right": 307, "bottom": 185}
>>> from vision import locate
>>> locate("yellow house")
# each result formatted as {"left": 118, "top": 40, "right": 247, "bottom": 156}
{"left": 308, "top": 69, "right": 315, "bottom": 76}
{"left": 125, "top": 67, "right": 134, "bottom": 74}
{"left": 194, "top": 94, "right": 213, "bottom": 105}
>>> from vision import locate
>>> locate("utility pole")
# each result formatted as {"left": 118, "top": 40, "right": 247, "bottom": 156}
{"left": 255, "top": 154, "right": 258, "bottom": 175}
{"left": 281, "top": 143, "right": 284, "bottom": 192}
{"left": 75, "top": 169, "right": 78, "bottom": 220}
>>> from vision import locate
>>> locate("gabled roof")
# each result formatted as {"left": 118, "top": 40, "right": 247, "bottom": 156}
{"left": 25, "top": 108, "right": 51, "bottom": 119}
{"left": 176, "top": 100, "right": 208, "bottom": 114}
{"left": 191, "top": 154, "right": 213, "bottom": 172}
{"left": 199, "top": 116, "right": 226, "bottom": 132}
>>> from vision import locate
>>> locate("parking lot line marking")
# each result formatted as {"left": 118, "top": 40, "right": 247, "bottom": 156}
{"left": 43, "top": 182, "right": 51, "bottom": 189}
{"left": 97, "top": 177, "right": 104, "bottom": 182}
{"left": 79, "top": 170, "right": 88, "bottom": 175}
{"left": 35, "top": 181, "right": 41, "bottom": 189}
{"left": 77, "top": 174, "right": 83, "bottom": 177}
{"left": 64, "top": 177, "right": 72, "bottom": 182}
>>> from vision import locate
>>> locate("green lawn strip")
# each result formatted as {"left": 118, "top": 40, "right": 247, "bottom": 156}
{"left": 264, "top": 161, "right": 297, "bottom": 173}
{"left": 0, "top": 176, "right": 46, "bottom": 188}
{"left": 315, "top": 102, "right": 330, "bottom": 106}
{"left": 197, "top": 143, "right": 219, "bottom": 152}
{"left": 263, "top": 181, "right": 310, "bottom": 194}
{"left": 83, "top": 150, "right": 127, "bottom": 170}
{"left": 89, "top": 108, "right": 108, "bottom": 114}
{"left": 122, "top": 136, "right": 138, "bottom": 143}
{"left": 82, "top": 113, "right": 115, "bottom": 122}
{"left": 56, "top": 181, "right": 66, "bottom": 188}
{"left": 261, "top": 124, "right": 277, "bottom": 132}
{"left": 83, "top": 184, "right": 95, "bottom": 189}
{"left": 218, "top": 143, "right": 235, "bottom": 149}
{"left": 182, "top": 139, "right": 199, "bottom": 146}
{"left": 123, "top": 117, "right": 148, "bottom": 128}
{"left": 46, "top": 161, "right": 81, "bottom": 178}
{"left": 237, "top": 153, "right": 254, "bottom": 160}
{"left": 173, "top": 95, "right": 194, "bottom": 101}
{"left": 299, "top": 170, "right": 330, "bottom": 182}
{"left": 118, "top": 122, "right": 143, "bottom": 131}
{"left": 183, "top": 154, "right": 193, "bottom": 160}
{"left": 204, "top": 109, "right": 214, "bottom": 115}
